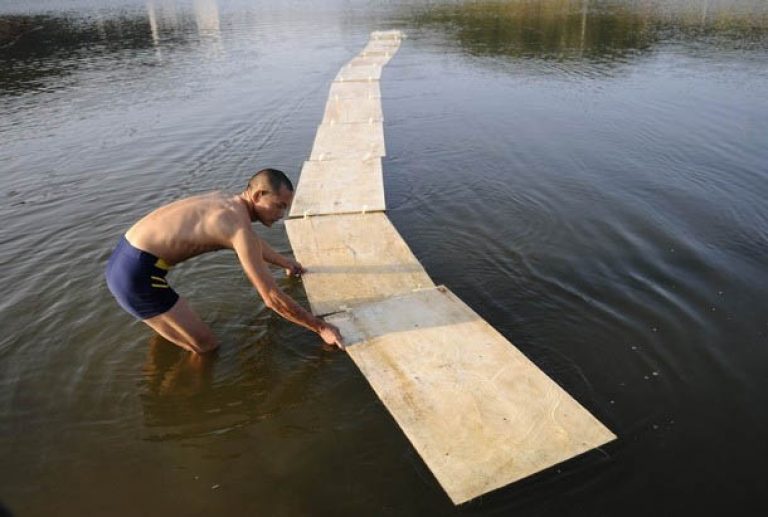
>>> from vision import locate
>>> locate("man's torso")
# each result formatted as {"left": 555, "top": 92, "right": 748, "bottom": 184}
{"left": 125, "top": 191, "right": 249, "bottom": 265}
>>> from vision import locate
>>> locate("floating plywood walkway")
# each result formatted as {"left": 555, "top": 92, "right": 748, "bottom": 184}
{"left": 288, "top": 160, "right": 385, "bottom": 218}
{"left": 286, "top": 30, "right": 616, "bottom": 505}
{"left": 327, "top": 287, "right": 616, "bottom": 504}
{"left": 287, "top": 212, "right": 433, "bottom": 315}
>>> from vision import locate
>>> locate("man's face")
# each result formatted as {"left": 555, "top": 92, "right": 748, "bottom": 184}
{"left": 253, "top": 185, "right": 293, "bottom": 227}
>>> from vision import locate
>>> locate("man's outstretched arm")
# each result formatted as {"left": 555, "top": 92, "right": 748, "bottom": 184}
{"left": 260, "top": 238, "right": 305, "bottom": 276}
{"left": 230, "top": 226, "right": 342, "bottom": 348}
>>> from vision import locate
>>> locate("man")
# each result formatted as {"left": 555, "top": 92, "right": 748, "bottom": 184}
{"left": 105, "top": 168, "right": 343, "bottom": 353}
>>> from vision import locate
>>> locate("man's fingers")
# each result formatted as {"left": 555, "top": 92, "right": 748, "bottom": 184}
{"left": 284, "top": 260, "right": 298, "bottom": 276}
{"left": 334, "top": 331, "right": 345, "bottom": 350}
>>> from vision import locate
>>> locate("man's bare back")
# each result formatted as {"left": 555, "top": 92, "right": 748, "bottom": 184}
{"left": 125, "top": 192, "right": 248, "bottom": 266}
{"left": 105, "top": 169, "right": 343, "bottom": 353}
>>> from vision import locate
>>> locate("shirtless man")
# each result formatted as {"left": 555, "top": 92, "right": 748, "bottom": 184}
{"left": 105, "top": 168, "right": 343, "bottom": 353}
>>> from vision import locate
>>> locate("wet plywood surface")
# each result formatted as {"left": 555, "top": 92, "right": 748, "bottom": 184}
{"left": 288, "top": 159, "right": 384, "bottom": 218}
{"left": 363, "top": 40, "right": 401, "bottom": 55}
{"left": 348, "top": 55, "right": 393, "bottom": 67}
{"left": 285, "top": 212, "right": 433, "bottom": 315}
{"left": 309, "top": 121, "right": 385, "bottom": 160}
{"left": 323, "top": 96, "right": 383, "bottom": 124}
{"left": 370, "top": 30, "right": 403, "bottom": 40}
{"left": 335, "top": 63, "right": 383, "bottom": 82}
{"left": 327, "top": 286, "right": 617, "bottom": 504}
{"left": 328, "top": 81, "right": 381, "bottom": 100}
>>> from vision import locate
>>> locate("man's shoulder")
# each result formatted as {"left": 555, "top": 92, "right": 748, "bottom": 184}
{"left": 208, "top": 194, "right": 253, "bottom": 233}
{"left": 164, "top": 191, "right": 226, "bottom": 212}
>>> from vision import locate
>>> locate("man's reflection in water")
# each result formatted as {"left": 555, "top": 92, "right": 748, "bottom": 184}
{"left": 143, "top": 334, "right": 216, "bottom": 398}
{"left": 140, "top": 334, "right": 223, "bottom": 438}
{"left": 140, "top": 327, "right": 332, "bottom": 439}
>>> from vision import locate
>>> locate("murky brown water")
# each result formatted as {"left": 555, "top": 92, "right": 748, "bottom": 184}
{"left": 2, "top": 1, "right": 767, "bottom": 515}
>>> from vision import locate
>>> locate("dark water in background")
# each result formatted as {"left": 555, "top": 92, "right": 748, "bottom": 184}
{"left": 1, "top": 0, "right": 767, "bottom": 514}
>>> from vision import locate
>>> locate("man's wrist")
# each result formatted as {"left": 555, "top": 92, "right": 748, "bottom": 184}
{"left": 313, "top": 317, "right": 327, "bottom": 334}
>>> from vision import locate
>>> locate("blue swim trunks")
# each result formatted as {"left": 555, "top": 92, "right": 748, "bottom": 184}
{"left": 105, "top": 236, "right": 179, "bottom": 320}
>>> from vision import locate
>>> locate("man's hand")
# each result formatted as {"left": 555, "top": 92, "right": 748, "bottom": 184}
{"left": 284, "top": 259, "right": 306, "bottom": 278}
{"left": 318, "top": 321, "right": 344, "bottom": 350}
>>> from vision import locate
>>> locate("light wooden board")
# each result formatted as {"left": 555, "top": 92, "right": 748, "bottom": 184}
{"left": 371, "top": 30, "right": 403, "bottom": 40}
{"left": 327, "top": 286, "right": 617, "bottom": 504}
{"left": 328, "top": 81, "right": 381, "bottom": 100}
{"left": 285, "top": 213, "right": 434, "bottom": 315}
{"left": 289, "top": 159, "right": 385, "bottom": 218}
{"left": 348, "top": 55, "right": 393, "bottom": 67}
{"left": 363, "top": 40, "right": 401, "bottom": 54}
{"left": 359, "top": 49, "right": 396, "bottom": 60}
{"left": 309, "top": 121, "right": 385, "bottom": 161}
{"left": 354, "top": 52, "right": 394, "bottom": 66}
{"left": 323, "top": 96, "right": 383, "bottom": 124}
{"left": 366, "top": 35, "right": 402, "bottom": 46}
{"left": 335, "top": 63, "right": 383, "bottom": 82}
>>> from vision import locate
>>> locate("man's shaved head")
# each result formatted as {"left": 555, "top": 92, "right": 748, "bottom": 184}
{"left": 247, "top": 168, "right": 294, "bottom": 194}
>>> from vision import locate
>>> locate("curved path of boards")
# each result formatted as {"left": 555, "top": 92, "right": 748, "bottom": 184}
{"left": 285, "top": 31, "right": 616, "bottom": 505}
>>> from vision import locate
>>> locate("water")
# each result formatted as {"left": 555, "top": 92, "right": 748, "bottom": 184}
{"left": 1, "top": 0, "right": 767, "bottom": 514}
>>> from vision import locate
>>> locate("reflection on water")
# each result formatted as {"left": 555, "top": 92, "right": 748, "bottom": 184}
{"left": 143, "top": 335, "right": 216, "bottom": 399}
{"left": 0, "top": 0, "right": 223, "bottom": 94}
{"left": 0, "top": 13, "right": 151, "bottom": 93}
{"left": 193, "top": 0, "right": 221, "bottom": 36}
{"left": 2, "top": 0, "right": 768, "bottom": 515}
{"left": 406, "top": 0, "right": 768, "bottom": 66}
{"left": 5, "top": 0, "right": 765, "bottom": 95}
{"left": 411, "top": 0, "right": 656, "bottom": 60}
{"left": 146, "top": 0, "right": 221, "bottom": 43}
{"left": 140, "top": 330, "right": 333, "bottom": 442}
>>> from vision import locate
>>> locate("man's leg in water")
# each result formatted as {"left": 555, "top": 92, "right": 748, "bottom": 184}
{"left": 143, "top": 297, "right": 219, "bottom": 354}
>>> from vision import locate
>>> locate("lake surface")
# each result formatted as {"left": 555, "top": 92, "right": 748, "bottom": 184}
{"left": 1, "top": 0, "right": 767, "bottom": 515}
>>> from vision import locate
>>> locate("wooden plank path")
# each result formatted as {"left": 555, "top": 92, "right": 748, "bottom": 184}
{"left": 285, "top": 30, "right": 616, "bottom": 505}
{"left": 286, "top": 212, "right": 433, "bottom": 315}
{"left": 288, "top": 160, "right": 385, "bottom": 218}
{"left": 308, "top": 121, "right": 385, "bottom": 161}
{"left": 323, "top": 96, "right": 383, "bottom": 124}
{"left": 327, "top": 287, "right": 617, "bottom": 504}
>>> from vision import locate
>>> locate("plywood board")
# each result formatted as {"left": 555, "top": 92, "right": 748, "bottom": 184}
{"left": 323, "top": 96, "right": 383, "bottom": 124}
{"left": 327, "top": 286, "right": 617, "bottom": 505}
{"left": 363, "top": 41, "right": 401, "bottom": 55}
{"left": 335, "top": 63, "right": 383, "bottom": 82}
{"left": 359, "top": 50, "right": 396, "bottom": 60}
{"left": 366, "top": 35, "right": 402, "bottom": 46}
{"left": 348, "top": 55, "right": 393, "bottom": 67}
{"left": 285, "top": 213, "right": 433, "bottom": 315}
{"left": 370, "top": 30, "right": 403, "bottom": 41}
{"left": 328, "top": 81, "right": 381, "bottom": 100}
{"left": 309, "top": 122, "right": 385, "bottom": 161}
{"left": 354, "top": 52, "right": 394, "bottom": 66}
{"left": 289, "top": 159, "right": 385, "bottom": 218}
